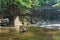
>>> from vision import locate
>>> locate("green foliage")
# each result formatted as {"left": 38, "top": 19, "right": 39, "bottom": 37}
{"left": 1, "top": 0, "right": 60, "bottom": 12}
{"left": 52, "top": 3, "right": 60, "bottom": 7}
{"left": 10, "top": 0, "right": 32, "bottom": 8}
{"left": 0, "top": 0, "right": 40, "bottom": 15}
{"left": 0, "top": 0, "right": 7, "bottom": 11}
{"left": 40, "top": 0, "right": 49, "bottom": 5}
{"left": 32, "top": 0, "right": 39, "bottom": 8}
{"left": 57, "top": 0, "right": 60, "bottom": 2}
{"left": 52, "top": 0, "right": 60, "bottom": 7}
{"left": 32, "top": 0, "right": 51, "bottom": 9}
{"left": 37, "top": 0, "right": 49, "bottom": 7}
{"left": 17, "top": 0, "right": 32, "bottom": 8}
{"left": 0, "top": 0, "right": 38, "bottom": 11}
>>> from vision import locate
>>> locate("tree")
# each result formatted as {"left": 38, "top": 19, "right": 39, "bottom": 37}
{"left": 0, "top": 0, "right": 39, "bottom": 28}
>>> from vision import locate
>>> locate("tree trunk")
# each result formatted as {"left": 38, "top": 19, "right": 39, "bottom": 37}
{"left": 14, "top": 16, "right": 20, "bottom": 32}
{"left": 9, "top": 16, "right": 14, "bottom": 26}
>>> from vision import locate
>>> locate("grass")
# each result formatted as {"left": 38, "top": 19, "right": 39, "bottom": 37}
{"left": 0, "top": 26, "right": 60, "bottom": 40}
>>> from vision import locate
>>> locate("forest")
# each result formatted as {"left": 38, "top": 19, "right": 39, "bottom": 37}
{"left": 0, "top": 0, "right": 60, "bottom": 25}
